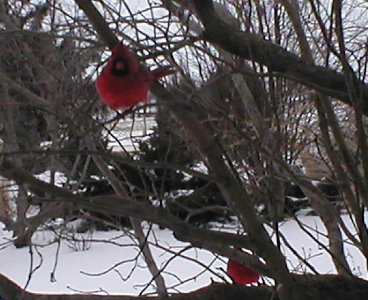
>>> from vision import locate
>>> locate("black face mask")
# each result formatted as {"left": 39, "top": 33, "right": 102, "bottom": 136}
{"left": 111, "top": 59, "right": 130, "bottom": 76}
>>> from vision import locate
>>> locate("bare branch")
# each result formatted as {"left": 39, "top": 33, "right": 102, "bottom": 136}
{"left": 192, "top": 0, "right": 368, "bottom": 112}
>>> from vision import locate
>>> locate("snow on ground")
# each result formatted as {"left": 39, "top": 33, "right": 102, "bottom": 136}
{"left": 0, "top": 214, "right": 367, "bottom": 296}
{"left": 0, "top": 222, "right": 225, "bottom": 296}
{"left": 1, "top": 116, "right": 366, "bottom": 295}
{"left": 106, "top": 115, "right": 156, "bottom": 153}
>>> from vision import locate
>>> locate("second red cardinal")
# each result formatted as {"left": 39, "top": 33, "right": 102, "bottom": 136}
{"left": 227, "top": 248, "right": 260, "bottom": 285}
{"left": 96, "top": 42, "right": 175, "bottom": 110}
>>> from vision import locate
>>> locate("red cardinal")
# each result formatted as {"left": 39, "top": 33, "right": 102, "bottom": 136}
{"left": 227, "top": 248, "right": 260, "bottom": 285}
{"left": 96, "top": 42, "right": 175, "bottom": 110}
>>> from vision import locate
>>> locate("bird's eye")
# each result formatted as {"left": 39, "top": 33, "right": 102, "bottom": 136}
{"left": 111, "top": 59, "right": 129, "bottom": 76}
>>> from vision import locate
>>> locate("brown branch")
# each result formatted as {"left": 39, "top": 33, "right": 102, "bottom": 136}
{"left": 0, "top": 158, "right": 83, "bottom": 200}
{"left": 192, "top": 0, "right": 368, "bottom": 113}
{"left": 72, "top": 1, "right": 293, "bottom": 296}
{"left": 149, "top": 84, "right": 295, "bottom": 297}
{"left": 0, "top": 68, "right": 51, "bottom": 109}
{"left": 40, "top": 193, "right": 271, "bottom": 277}
{"left": 74, "top": 0, "right": 118, "bottom": 49}
{"left": 277, "top": 0, "right": 352, "bottom": 276}
{"left": 0, "top": 157, "right": 270, "bottom": 277}
{"left": 90, "top": 152, "right": 168, "bottom": 297}
{"left": 0, "top": 149, "right": 213, "bottom": 182}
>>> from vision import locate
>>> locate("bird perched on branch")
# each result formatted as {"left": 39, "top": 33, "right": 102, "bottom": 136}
{"left": 227, "top": 248, "right": 260, "bottom": 285}
{"left": 96, "top": 42, "right": 175, "bottom": 110}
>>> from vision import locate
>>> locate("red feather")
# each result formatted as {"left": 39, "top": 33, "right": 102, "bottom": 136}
{"left": 96, "top": 43, "right": 175, "bottom": 110}
{"left": 227, "top": 249, "right": 260, "bottom": 285}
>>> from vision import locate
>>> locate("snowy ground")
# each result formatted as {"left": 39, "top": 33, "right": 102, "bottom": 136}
{"left": 0, "top": 214, "right": 367, "bottom": 296}
{"left": 106, "top": 115, "right": 156, "bottom": 153}
{"left": 1, "top": 119, "right": 367, "bottom": 296}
